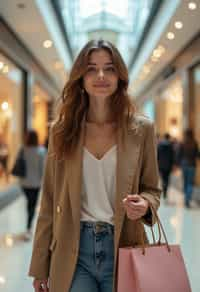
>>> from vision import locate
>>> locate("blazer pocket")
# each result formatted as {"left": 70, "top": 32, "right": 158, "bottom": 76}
{"left": 49, "top": 238, "right": 57, "bottom": 252}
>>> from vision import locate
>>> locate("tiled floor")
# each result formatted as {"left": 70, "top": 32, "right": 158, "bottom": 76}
{"left": 0, "top": 187, "right": 199, "bottom": 292}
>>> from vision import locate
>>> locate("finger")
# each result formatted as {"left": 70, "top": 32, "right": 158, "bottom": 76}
{"left": 128, "top": 194, "right": 140, "bottom": 201}
{"left": 123, "top": 195, "right": 136, "bottom": 202}
{"left": 122, "top": 197, "right": 128, "bottom": 204}
{"left": 126, "top": 194, "right": 139, "bottom": 201}
{"left": 125, "top": 201, "right": 145, "bottom": 211}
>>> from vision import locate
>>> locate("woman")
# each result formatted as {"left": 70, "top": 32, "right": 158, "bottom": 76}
{"left": 20, "top": 130, "right": 46, "bottom": 239}
{"left": 29, "top": 40, "right": 161, "bottom": 292}
{"left": 178, "top": 129, "right": 200, "bottom": 208}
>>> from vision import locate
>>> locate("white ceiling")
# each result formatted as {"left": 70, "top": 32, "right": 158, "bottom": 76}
{"left": 0, "top": 0, "right": 71, "bottom": 91}
{"left": 129, "top": 0, "right": 200, "bottom": 98}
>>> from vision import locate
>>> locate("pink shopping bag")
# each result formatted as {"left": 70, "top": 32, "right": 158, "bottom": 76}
{"left": 117, "top": 209, "right": 192, "bottom": 292}
{"left": 118, "top": 244, "right": 191, "bottom": 292}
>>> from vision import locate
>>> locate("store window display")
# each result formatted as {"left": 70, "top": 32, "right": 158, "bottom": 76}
{"left": 32, "top": 84, "right": 50, "bottom": 146}
{"left": 155, "top": 77, "right": 183, "bottom": 140}
{"left": 0, "top": 53, "right": 23, "bottom": 185}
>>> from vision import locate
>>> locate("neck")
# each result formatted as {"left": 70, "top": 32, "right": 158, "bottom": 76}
{"left": 86, "top": 96, "right": 115, "bottom": 125}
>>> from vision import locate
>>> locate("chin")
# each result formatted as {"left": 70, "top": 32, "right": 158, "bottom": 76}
{"left": 94, "top": 93, "right": 112, "bottom": 99}
{"left": 93, "top": 90, "right": 115, "bottom": 99}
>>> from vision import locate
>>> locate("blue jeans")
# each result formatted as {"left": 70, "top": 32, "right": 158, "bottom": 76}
{"left": 70, "top": 221, "right": 114, "bottom": 292}
{"left": 182, "top": 166, "right": 196, "bottom": 206}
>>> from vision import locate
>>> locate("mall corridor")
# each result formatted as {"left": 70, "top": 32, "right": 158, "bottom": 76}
{"left": 0, "top": 0, "right": 200, "bottom": 291}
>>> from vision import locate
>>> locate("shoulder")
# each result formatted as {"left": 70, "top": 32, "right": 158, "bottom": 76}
{"left": 128, "top": 113, "right": 154, "bottom": 134}
{"left": 38, "top": 146, "right": 47, "bottom": 157}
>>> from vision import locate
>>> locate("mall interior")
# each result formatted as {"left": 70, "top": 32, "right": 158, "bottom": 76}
{"left": 0, "top": 0, "right": 200, "bottom": 291}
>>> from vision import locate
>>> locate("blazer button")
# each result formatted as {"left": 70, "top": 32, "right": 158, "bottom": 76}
{"left": 56, "top": 205, "right": 61, "bottom": 213}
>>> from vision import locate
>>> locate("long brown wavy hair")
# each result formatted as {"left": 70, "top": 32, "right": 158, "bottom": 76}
{"left": 52, "top": 39, "right": 135, "bottom": 158}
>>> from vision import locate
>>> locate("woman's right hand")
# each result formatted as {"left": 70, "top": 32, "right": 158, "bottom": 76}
{"left": 33, "top": 278, "right": 49, "bottom": 292}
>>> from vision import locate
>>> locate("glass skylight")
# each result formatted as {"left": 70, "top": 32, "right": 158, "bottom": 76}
{"left": 57, "top": 0, "right": 157, "bottom": 65}
{"left": 79, "top": 0, "right": 129, "bottom": 19}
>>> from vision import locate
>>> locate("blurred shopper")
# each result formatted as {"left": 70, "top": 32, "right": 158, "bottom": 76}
{"left": 44, "top": 136, "right": 49, "bottom": 149}
{"left": 0, "top": 133, "right": 9, "bottom": 182}
{"left": 171, "top": 137, "right": 182, "bottom": 168}
{"left": 18, "top": 130, "right": 46, "bottom": 239}
{"left": 156, "top": 132, "right": 161, "bottom": 144}
{"left": 157, "top": 133, "right": 174, "bottom": 200}
{"left": 177, "top": 129, "right": 200, "bottom": 208}
{"left": 29, "top": 40, "right": 161, "bottom": 292}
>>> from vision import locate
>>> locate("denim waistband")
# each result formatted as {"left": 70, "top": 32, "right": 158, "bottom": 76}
{"left": 80, "top": 221, "right": 114, "bottom": 234}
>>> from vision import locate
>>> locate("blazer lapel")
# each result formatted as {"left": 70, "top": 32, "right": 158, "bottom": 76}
{"left": 114, "top": 121, "right": 141, "bottom": 245}
{"left": 68, "top": 121, "right": 85, "bottom": 237}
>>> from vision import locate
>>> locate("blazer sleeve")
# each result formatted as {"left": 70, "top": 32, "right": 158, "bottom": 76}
{"left": 139, "top": 121, "right": 162, "bottom": 226}
{"left": 29, "top": 129, "right": 55, "bottom": 279}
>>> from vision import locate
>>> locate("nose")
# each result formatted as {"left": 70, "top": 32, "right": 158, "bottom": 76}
{"left": 97, "top": 69, "right": 104, "bottom": 79}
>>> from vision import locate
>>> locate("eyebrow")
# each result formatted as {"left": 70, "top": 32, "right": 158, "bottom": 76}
{"left": 87, "top": 62, "right": 114, "bottom": 66}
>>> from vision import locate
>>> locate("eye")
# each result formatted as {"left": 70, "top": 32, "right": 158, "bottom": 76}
{"left": 104, "top": 66, "right": 116, "bottom": 73}
{"left": 86, "top": 67, "right": 96, "bottom": 73}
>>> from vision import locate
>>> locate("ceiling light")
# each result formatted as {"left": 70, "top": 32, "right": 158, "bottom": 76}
{"left": 43, "top": 40, "right": 53, "bottom": 48}
{"left": 0, "top": 62, "right": 4, "bottom": 70}
{"left": 5, "top": 235, "right": 13, "bottom": 247}
{"left": 1, "top": 102, "right": 9, "bottom": 111}
{"left": 175, "top": 21, "right": 183, "bottom": 29}
{"left": 188, "top": 2, "right": 197, "bottom": 10}
{"left": 167, "top": 32, "right": 175, "bottom": 40}
{"left": 0, "top": 276, "right": 6, "bottom": 285}
{"left": 152, "top": 45, "right": 165, "bottom": 59}
{"left": 2, "top": 65, "right": 9, "bottom": 74}
{"left": 153, "top": 49, "right": 161, "bottom": 58}
{"left": 143, "top": 66, "right": 150, "bottom": 74}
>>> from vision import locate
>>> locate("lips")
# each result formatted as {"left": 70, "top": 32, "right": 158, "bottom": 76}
{"left": 93, "top": 83, "right": 110, "bottom": 88}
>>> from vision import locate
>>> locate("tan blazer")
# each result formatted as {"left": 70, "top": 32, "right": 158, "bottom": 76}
{"left": 29, "top": 114, "right": 161, "bottom": 292}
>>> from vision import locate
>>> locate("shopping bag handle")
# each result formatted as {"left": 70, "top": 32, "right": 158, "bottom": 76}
{"left": 141, "top": 204, "right": 171, "bottom": 255}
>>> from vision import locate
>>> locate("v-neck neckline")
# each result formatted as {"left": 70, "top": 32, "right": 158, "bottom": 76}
{"left": 84, "top": 145, "right": 117, "bottom": 162}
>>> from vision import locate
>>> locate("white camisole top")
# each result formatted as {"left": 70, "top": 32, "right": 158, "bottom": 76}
{"left": 80, "top": 145, "right": 117, "bottom": 225}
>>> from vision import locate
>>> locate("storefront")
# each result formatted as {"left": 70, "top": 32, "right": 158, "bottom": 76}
{"left": 0, "top": 52, "right": 24, "bottom": 169}
{"left": 32, "top": 83, "right": 50, "bottom": 146}
{"left": 0, "top": 18, "right": 59, "bottom": 189}
{"left": 155, "top": 77, "right": 183, "bottom": 140}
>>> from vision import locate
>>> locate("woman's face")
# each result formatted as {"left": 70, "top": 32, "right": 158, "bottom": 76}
{"left": 83, "top": 49, "right": 119, "bottom": 100}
